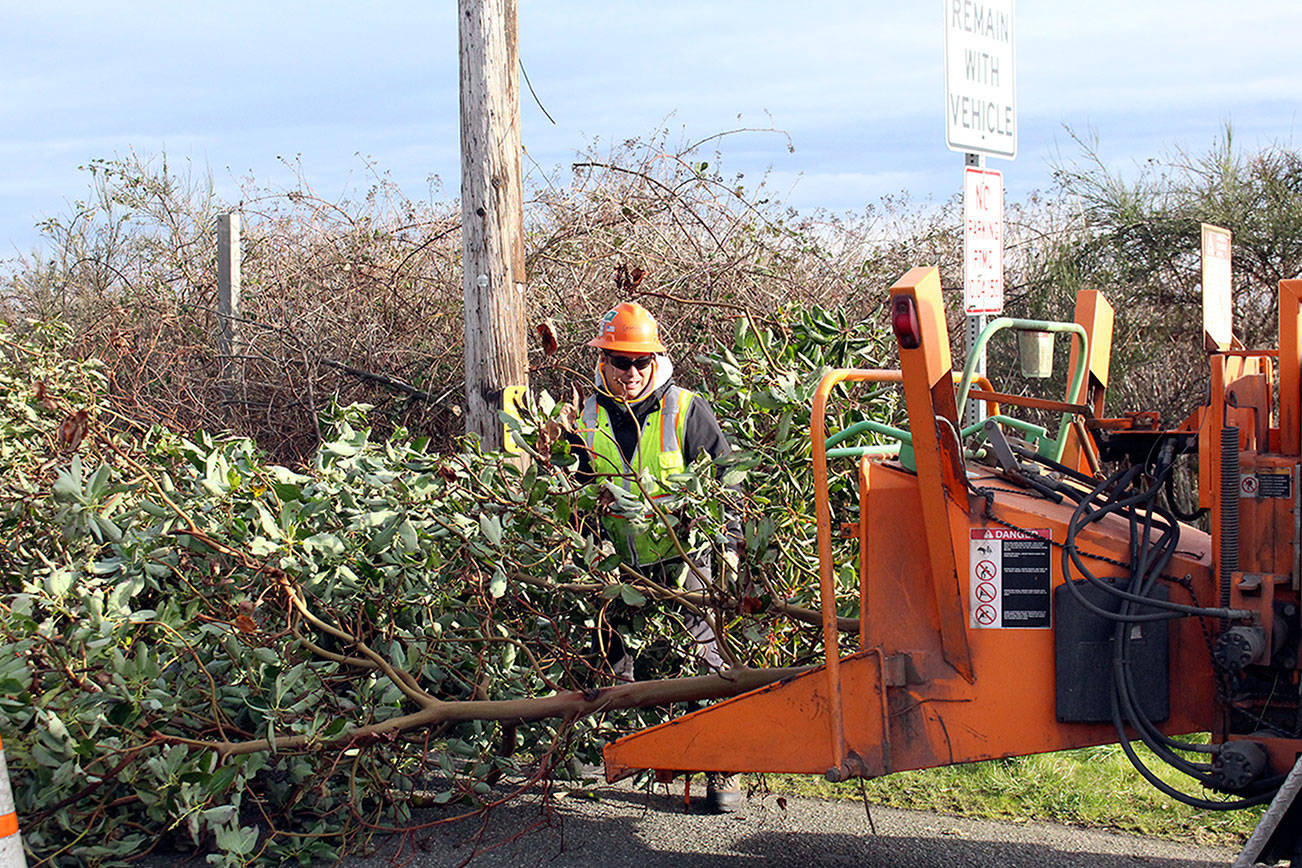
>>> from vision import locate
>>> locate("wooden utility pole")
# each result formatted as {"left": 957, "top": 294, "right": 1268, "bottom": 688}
{"left": 459, "top": 0, "right": 528, "bottom": 451}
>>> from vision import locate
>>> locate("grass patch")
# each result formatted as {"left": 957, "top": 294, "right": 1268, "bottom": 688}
{"left": 759, "top": 741, "right": 1263, "bottom": 847}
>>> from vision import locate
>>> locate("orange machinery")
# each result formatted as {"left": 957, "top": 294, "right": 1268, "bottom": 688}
{"left": 603, "top": 266, "right": 1302, "bottom": 862}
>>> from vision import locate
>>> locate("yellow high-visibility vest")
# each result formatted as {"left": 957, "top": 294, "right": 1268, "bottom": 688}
{"left": 581, "top": 386, "right": 695, "bottom": 566}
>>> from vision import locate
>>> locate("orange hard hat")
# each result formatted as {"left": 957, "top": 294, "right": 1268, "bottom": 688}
{"left": 587, "top": 301, "right": 667, "bottom": 353}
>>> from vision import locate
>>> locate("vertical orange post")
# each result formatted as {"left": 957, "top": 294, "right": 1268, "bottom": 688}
{"left": 1061, "top": 291, "right": 1113, "bottom": 475}
{"left": 888, "top": 266, "right": 974, "bottom": 682}
{"left": 1067, "top": 289, "right": 1113, "bottom": 412}
{"left": 1278, "top": 279, "right": 1302, "bottom": 457}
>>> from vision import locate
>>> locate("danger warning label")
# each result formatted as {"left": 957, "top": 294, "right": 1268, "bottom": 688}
{"left": 969, "top": 527, "right": 1051, "bottom": 629}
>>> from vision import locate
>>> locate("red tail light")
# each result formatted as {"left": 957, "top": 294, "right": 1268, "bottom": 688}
{"left": 891, "top": 295, "right": 921, "bottom": 349}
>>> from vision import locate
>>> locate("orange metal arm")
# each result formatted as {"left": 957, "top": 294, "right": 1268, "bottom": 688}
{"left": 1063, "top": 290, "right": 1113, "bottom": 474}
{"left": 811, "top": 368, "right": 903, "bottom": 774}
{"left": 1280, "top": 281, "right": 1302, "bottom": 456}
{"left": 811, "top": 368, "right": 1000, "bottom": 773}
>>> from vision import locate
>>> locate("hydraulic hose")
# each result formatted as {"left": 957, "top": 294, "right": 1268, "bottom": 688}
{"left": 1058, "top": 460, "right": 1252, "bottom": 622}
{"left": 1024, "top": 421, "right": 1283, "bottom": 808}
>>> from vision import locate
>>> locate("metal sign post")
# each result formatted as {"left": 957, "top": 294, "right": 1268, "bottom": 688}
{"left": 962, "top": 158, "right": 1003, "bottom": 427}
{"left": 946, "top": 0, "right": 1015, "bottom": 428}
{"left": 965, "top": 151, "right": 987, "bottom": 429}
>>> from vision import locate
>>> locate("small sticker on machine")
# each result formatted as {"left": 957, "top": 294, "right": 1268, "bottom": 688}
{"left": 970, "top": 527, "right": 1052, "bottom": 629}
{"left": 1257, "top": 473, "right": 1292, "bottom": 499}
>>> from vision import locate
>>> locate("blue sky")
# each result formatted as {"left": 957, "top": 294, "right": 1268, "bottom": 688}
{"left": 3, "top": 1, "right": 1299, "bottom": 256}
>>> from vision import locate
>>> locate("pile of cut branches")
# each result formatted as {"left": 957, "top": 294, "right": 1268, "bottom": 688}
{"left": 0, "top": 303, "right": 893, "bottom": 864}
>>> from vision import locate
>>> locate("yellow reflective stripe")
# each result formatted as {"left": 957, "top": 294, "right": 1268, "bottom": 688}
{"left": 659, "top": 387, "right": 695, "bottom": 455}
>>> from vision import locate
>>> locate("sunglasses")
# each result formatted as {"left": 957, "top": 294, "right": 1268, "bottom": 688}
{"left": 603, "top": 353, "right": 654, "bottom": 371}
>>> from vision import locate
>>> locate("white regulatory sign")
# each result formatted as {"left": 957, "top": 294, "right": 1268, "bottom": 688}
{"left": 1202, "top": 223, "right": 1233, "bottom": 351}
{"left": 963, "top": 167, "right": 1004, "bottom": 315}
{"left": 944, "top": 0, "right": 1017, "bottom": 159}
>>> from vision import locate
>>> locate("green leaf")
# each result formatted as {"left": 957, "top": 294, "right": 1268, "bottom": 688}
{"left": 479, "top": 513, "right": 502, "bottom": 547}
{"left": 370, "top": 512, "right": 402, "bottom": 551}
{"left": 303, "top": 533, "right": 345, "bottom": 557}
{"left": 272, "top": 482, "right": 302, "bottom": 502}
{"left": 44, "top": 568, "right": 74, "bottom": 597}
{"left": 618, "top": 584, "right": 647, "bottom": 606}
{"left": 323, "top": 439, "right": 360, "bottom": 459}
{"left": 253, "top": 502, "right": 282, "bottom": 539}
{"left": 721, "top": 468, "right": 748, "bottom": 487}
{"left": 248, "top": 537, "right": 280, "bottom": 556}
{"left": 86, "top": 462, "right": 112, "bottom": 499}
{"left": 53, "top": 458, "right": 85, "bottom": 503}
{"left": 396, "top": 518, "right": 419, "bottom": 553}
{"left": 106, "top": 701, "right": 138, "bottom": 726}
{"left": 488, "top": 568, "right": 507, "bottom": 599}
{"left": 43, "top": 710, "right": 70, "bottom": 744}
{"left": 94, "top": 514, "right": 123, "bottom": 542}
{"left": 203, "top": 452, "right": 231, "bottom": 495}
{"left": 205, "top": 763, "right": 241, "bottom": 795}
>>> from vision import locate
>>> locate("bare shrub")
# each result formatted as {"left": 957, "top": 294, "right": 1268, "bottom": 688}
{"left": 2, "top": 131, "right": 955, "bottom": 462}
{"left": 7, "top": 128, "right": 1299, "bottom": 458}
{"left": 2, "top": 152, "right": 468, "bottom": 462}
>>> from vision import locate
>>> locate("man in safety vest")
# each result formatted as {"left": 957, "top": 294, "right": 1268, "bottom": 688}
{"left": 577, "top": 300, "right": 743, "bottom": 812}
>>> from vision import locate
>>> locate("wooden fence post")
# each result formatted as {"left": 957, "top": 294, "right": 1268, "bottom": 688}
{"left": 216, "top": 212, "right": 242, "bottom": 405}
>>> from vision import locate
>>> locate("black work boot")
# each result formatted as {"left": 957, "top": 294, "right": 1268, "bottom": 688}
{"left": 704, "top": 773, "right": 742, "bottom": 813}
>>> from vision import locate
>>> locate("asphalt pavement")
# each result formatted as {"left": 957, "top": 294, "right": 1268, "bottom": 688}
{"left": 346, "top": 777, "right": 1248, "bottom": 868}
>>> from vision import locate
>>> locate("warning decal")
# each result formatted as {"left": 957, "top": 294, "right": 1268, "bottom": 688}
{"left": 1258, "top": 473, "right": 1292, "bottom": 499}
{"left": 970, "top": 527, "right": 1052, "bottom": 629}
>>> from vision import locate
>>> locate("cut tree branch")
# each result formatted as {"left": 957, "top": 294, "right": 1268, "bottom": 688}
{"left": 176, "top": 666, "right": 811, "bottom": 758}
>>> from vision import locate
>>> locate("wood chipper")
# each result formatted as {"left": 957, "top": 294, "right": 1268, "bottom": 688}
{"left": 602, "top": 265, "right": 1302, "bottom": 864}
